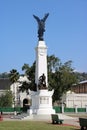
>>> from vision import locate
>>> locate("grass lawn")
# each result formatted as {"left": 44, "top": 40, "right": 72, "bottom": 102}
{"left": 0, "top": 121, "right": 79, "bottom": 130}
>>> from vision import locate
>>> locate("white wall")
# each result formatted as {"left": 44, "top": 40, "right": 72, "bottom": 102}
{"left": 62, "top": 92, "right": 87, "bottom": 108}
{"left": 10, "top": 76, "right": 31, "bottom": 107}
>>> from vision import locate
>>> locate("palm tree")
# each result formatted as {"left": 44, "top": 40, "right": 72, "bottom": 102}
{"left": 9, "top": 69, "right": 19, "bottom": 83}
{"left": 9, "top": 69, "right": 20, "bottom": 107}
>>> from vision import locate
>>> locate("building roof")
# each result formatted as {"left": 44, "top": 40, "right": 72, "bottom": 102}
{"left": 73, "top": 80, "right": 87, "bottom": 86}
{"left": 0, "top": 78, "right": 11, "bottom": 90}
{"left": 79, "top": 80, "right": 87, "bottom": 84}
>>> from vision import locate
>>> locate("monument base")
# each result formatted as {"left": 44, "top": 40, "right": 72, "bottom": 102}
{"left": 29, "top": 90, "right": 55, "bottom": 115}
{"left": 35, "top": 108, "right": 55, "bottom": 115}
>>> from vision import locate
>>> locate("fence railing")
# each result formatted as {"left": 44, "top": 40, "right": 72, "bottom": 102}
{"left": 53, "top": 106, "right": 86, "bottom": 113}
{"left": 0, "top": 106, "right": 86, "bottom": 113}
{"left": 0, "top": 107, "right": 21, "bottom": 112}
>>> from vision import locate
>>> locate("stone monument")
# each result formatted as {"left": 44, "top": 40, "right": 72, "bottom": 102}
{"left": 29, "top": 13, "right": 55, "bottom": 115}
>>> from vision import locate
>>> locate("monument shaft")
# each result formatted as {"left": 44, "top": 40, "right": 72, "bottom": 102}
{"left": 35, "top": 41, "right": 48, "bottom": 88}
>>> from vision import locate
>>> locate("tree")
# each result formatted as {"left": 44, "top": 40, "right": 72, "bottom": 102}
{"left": 22, "top": 62, "right": 35, "bottom": 80}
{"left": 21, "top": 62, "right": 36, "bottom": 91}
{"left": 22, "top": 64, "right": 31, "bottom": 77}
{"left": 47, "top": 55, "right": 61, "bottom": 91}
{"left": 74, "top": 72, "right": 87, "bottom": 82}
{"left": 50, "top": 60, "right": 78, "bottom": 102}
{"left": 47, "top": 55, "right": 61, "bottom": 73}
{"left": 0, "top": 91, "right": 13, "bottom": 107}
{"left": 47, "top": 56, "right": 78, "bottom": 102}
{"left": 19, "top": 81, "right": 30, "bottom": 95}
{"left": 21, "top": 55, "right": 78, "bottom": 103}
{"left": 9, "top": 69, "right": 20, "bottom": 106}
{"left": 0, "top": 72, "right": 9, "bottom": 78}
{"left": 9, "top": 69, "right": 20, "bottom": 83}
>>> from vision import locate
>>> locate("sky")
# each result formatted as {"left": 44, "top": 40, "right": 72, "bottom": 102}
{"left": 0, "top": 0, "right": 87, "bottom": 74}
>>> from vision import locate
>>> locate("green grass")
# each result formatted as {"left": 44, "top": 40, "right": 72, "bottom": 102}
{"left": 0, "top": 121, "right": 78, "bottom": 130}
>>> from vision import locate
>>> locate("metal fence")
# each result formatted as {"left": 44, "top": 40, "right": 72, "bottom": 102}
{"left": 53, "top": 106, "right": 86, "bottom": 113}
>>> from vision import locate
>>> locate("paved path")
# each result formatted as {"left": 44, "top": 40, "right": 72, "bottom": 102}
{"left": 58, "top": 114, "right": 80, "bottom": 127}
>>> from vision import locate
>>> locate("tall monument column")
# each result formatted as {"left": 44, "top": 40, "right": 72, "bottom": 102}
{"left": 35, "top": 40, "right": 48, "bottom": 87}
{"left": 29, "top": 13, "right": 55, "bottom": 115}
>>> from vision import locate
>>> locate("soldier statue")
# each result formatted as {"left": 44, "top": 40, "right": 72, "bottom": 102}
{"left": 38, "top": 73, "right": 47, "bottom": 89}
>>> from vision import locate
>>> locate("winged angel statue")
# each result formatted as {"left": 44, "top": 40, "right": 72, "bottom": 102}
{"left": 33, "top": 13, "right": 49, "bottom": 40}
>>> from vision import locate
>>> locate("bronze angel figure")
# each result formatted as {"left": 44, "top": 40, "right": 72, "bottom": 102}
{"left": 33, "top": 13, "right": 49, "bottom": 40}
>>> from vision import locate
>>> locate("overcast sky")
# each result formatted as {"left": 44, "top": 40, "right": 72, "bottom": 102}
{"left": 0, "top": 0, "right": 87, "bottom": 74}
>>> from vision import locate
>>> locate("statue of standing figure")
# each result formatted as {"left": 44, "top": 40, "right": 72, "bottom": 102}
{"left": 38, "top": 73, "right": 47, "bottom": 89}
{"left": 33, "top": 13, "right": 49, "bottom": 41}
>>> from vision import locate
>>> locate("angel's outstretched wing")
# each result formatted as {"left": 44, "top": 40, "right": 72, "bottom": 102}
{"left": 33, "top": 15, "right": 40, "bottom": 23}
{"left": 42, "top": 13, "right": 49, "bottom": 22}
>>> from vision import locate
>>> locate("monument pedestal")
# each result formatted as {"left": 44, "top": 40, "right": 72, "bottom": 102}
{"left": 29, "top": 90, "right": 55, "bottom": 115}
{"left": 27, "top": 40, "right": 55, "bottom": 116}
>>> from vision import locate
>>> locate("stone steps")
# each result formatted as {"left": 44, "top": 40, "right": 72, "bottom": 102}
{"left": 10, "top": 113, "right": 28, "bottom": 120}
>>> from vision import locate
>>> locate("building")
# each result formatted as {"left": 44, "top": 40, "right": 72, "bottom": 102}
{"left": 0, "top": 76, "right": 31, "bottom": 108}
{"left": 62, "top": 80, "right": 87, "bottom": 108}
{"left": 71, "top": 80, "right": 87, "bottom": 93}
{"left": 0, "top": 78, "right": 11, "bottom": 96}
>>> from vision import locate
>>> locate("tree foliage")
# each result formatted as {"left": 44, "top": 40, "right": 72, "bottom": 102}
{"left": 0, "top": 91, "right": 13, "bottom": 107}
{"left": 47, "top": 55, "right": 61, "bottom": 73}
{"left": 21, "top": 55, "right": 78, "bottom": 102}
{"left": 0, "top": 72, "right": 9, "bottom": 78}
{"left": 9, "top": 69, "right": 20, "bottom": 83}
{"left": 19, "top": 62, "right": 37, "bottom": 94}
{"left": 49, "top": 60, "right": 78, "bottom": 102}
{"left": 8, "top": 56, "right": 86, "bottom": 103}
{"left": 9, "top": 69, "right": 20, "bottom": 106}
{"left": 74, "top": 72, "right": 87, "bottom": 82}
{"left": 22, "top": 62, "right": 36, "bottom": 90}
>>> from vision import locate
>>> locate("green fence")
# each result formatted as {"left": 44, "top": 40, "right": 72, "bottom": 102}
{"left": 0, "top": 106, "right": 86, "bottom": 113}
{"left": 0, "top": 107, "right": 22, "bottom": 112}
{"left": 53, "top": 106, "right": 86, "bottom": 113}
{"left": 53, "top": 106, "right": 62, "bottom": 113}
{"left": 77, "top": 108, "right": 86, "bottom": 112}
{"left": 64, "top": 107, "right": 75, "bottom": 112}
